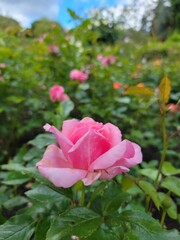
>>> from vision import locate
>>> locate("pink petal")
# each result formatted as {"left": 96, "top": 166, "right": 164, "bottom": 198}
{"left": 68, "top": 130, "right": 111, "bottom": 169}
{"left": 37, "top": 167, "right": 87, "bottom": 188}
{"left": 99, "top": 123, "right": 122, "bottom": 146}
{"left": 61, "top": 119, "right": 79, "bottom": 137}
{"left": 100, "top": 166, "right": 129, "bottom": 180}
{"left": 36, "top": 144, "right": 72, "bottom": 168}
{"left": 89, "top": 140, "right": 127, "bottom": 171}
{"left": 44, "top": 124, "right": 73, "bottom": 159}
{"left": 120, "top": 140, "right": 142, "bottom": 168}
{"left": 82, "top": 171, "right": 101, "bottom": 185}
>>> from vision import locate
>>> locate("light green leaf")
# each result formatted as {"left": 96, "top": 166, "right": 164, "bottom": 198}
{"left": 3, "top": 196, "right": 28, "bottom": 209}
{"left": 5, "top": 96, "right": 25, "bottom": 103}
{"left": 139, "top": 180, "right": 160, "bottom": 210}
{"left": 28, "top": 133, "right": 55, "bottom": 149}
{"left": 161, "top": 176, "right": 180, "bottom": 197}
{"left": 158, "top": 192, "right": 177, "bottom": 219}
{"left": 0, "top": 215, "right": 35, "bottom": 240}
{"left": 61, "top": 100, "right": 74, "bottom": 117}
{"left": 139, "top": 168, "right": 160, "bottom": 181}
{"left": 162, "top": 162, "right": 180, "bottom": 176}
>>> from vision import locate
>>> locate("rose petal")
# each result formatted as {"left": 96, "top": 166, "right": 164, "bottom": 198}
{"left": 61, "top": 119, "right": 79, "bottom": 137}
{"left": 44, "top": 124, "right": 73, "bottom": 159}
{"left": 100, "top": 166, "right": 129, "bottom": 180}
{"left": 37, "top": 167, "right": 87, "bottom": 188}
{"left": 113, "top": 140, "right": 142, "bottom": 168}
{"left": 68, "top": 130, "right": 111, "bottom": 169}
{"left": 82, "top": 171, "right": 101, "bottom": 185}
{"left": 99, "top": 123, "right": 122, "bottom": 146}
{"left": 36, "top": 144, "right": 72, "bottom": 168}
{"left": 89, "top": 140, "right": 127, "bottom": 171}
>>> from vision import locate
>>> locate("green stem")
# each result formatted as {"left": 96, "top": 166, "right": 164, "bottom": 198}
{"left": 160, "top": 210, "right": 166, "bottom": 227}
{"left": 154, "top": 111, "right": 168, "bottom": 189}
{"left": 80, "top": 184, "right": 85, "bottom": 206}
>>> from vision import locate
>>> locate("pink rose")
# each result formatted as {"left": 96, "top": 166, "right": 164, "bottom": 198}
{"left": 69, "top": 69, "right": 88, "bottom": 83}
{"left": 49, "top": 85, "right": 69, "bottom": 102}
{"left": 97, "top": 55, "right": 116, "bottom": 66}
{"left": 36, "top": 117, "right": 142, "bottom": 188}
{"left": 48, "top": 45, "right": 59, "bottom": 54}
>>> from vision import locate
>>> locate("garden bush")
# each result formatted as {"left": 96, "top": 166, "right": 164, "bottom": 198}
{"left": 0, "top": 12, "right": 179, "bottom": 240}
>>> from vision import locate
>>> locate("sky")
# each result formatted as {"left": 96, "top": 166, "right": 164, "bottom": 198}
{"left": 0, "top": 0, "right": 156, "bottom": 29}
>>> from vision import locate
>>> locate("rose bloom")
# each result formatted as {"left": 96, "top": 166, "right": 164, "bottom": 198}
{"left": 36, "top": 117, "right": 142, "bottom": 188}
{"left": 70, "top": 69, "right": 88, "bottom": 83}
{"left": 50, "top": 85, "right": 69, "bottom": 102}
{"left": 113, "top": 82, "right": 121, "bottom": 90}
{"left": 97, "top": 55, "right": 116, "bottom": 66}
{"left": 48, "top": 45, "right": 59, "bottom": 54}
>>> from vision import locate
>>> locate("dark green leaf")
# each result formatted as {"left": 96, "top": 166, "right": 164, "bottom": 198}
{"left": 25, "top": 185, "right": 67, "bottom": 203}
{"left": 102, "top": 184, "right": 131, "bottom": 214}
{"left": 0, "top": 215, "right": 35, "bottom": 240}
{"left": 108, "top": 210, "right": 180, "bottom": 240}
{"left": 46, "top": 208, "right": 102, "bottom": 240}
{"left": 34, "top": 217, "right": 51, "bottom": 240}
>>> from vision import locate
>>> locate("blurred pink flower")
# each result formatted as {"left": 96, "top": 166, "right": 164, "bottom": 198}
{"left": 36, "top": 33, "right": 47, "bottom": 42}
{"left": 36, "top": 117, "right": 142, "bottom": 188}
{"left": 168, "top": 103, "right": 179, "bottom": 113}
{"left": 70, "top": 69, "right": 88, "bottom": 83}
{"left": 0, "top": 63, "right": 6, "bottom": 68}
{"left": 97, "top": 54, "right": 116, "bottom": 66}
{"left": 49, "top": 85, "right": 69, "bottom": 102}
{"left": 48, "top": 45, "right": 60, "bottom": 54}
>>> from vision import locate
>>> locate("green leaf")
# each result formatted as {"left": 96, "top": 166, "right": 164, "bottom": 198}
{"left": 2, "top": 164, "right": 72, "bottom": 198}
{"left": 46, "top": 208, "right": 102, "bottom": 240}
{"left": 102, "top": 184, "right": 131, "bottom": 214}
{"left": 158, "top": 192, "right": 177, "bottom": 219}
{"left": 25, "top": 185, "right": 67, "bottom": 203}
{"left": 28, "top": 133, "right": 55, "bottom": 149}
{"left": 0, "top": 215, "right": 35, "bottom": 240}
{"left": 158, "top": 76, "right": 171, "bottom": 104}
{"left": 3, "top": 196, "right": 28, "bottom": 209}
{"left": 161, "top": 176, "right": 180, "bottom": 197}
{"left": 139, "top": 180, "right": 160, "bottom": 210}
{"left": 34, "top": 217, "right": 51, "bottom": 240}
{"left": 139, "top": 168, "right": 160, "bottom": 181}
{"left": 162, "top": 162, "right": 180, "bottom": 176}
{"left": 5, "top": 96, "right": 25, "bottom": 103}
{"left": 108, "top": 210, "right": 180, "bottom": 240}
{"left": 61, "top": 100, "right": 74, "bottom": 117}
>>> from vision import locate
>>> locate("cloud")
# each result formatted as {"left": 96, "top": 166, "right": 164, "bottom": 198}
{"left": 0, "top": 0, "right": 60, "bottom": 28}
